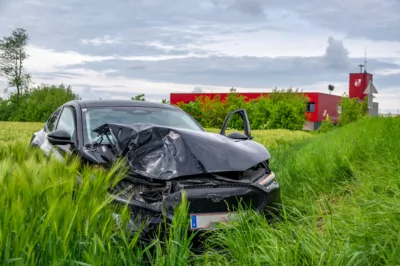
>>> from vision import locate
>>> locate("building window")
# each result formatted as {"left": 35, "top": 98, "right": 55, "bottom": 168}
{"left": 307, "top": 102, "right": 315, "bottom": 112}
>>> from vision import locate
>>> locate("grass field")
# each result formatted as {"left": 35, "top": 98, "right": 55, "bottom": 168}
{"left": 0, "top": 121, "right": 312, "bottom": 149}
{"left": 0, "top": 122, "right": 43, "bottom": 144}
{"left": 0, "top": 117, "right": 399, "bottom": 265}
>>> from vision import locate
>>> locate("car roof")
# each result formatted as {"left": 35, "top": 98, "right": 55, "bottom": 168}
{"left": 65, "top": 99, "right": 177, "bottom": 110}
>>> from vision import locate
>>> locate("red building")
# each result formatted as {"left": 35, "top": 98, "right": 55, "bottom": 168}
{"left": 169, "top": 72, "right": 377, "bottom": 130}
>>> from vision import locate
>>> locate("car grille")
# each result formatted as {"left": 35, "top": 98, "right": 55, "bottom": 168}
{"left": 164, "top": 184, "right": 268, "bottom": 214}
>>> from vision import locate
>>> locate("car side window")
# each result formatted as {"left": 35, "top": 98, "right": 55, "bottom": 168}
{"left": 45, "top": 109, "right": 61, "bottom": 132}
{"left": 55, "top": 107, "right": 76, "bottom": 139}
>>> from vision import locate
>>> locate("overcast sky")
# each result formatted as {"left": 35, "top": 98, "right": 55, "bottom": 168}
{"left": 0, "top": 0, "right": 399, "bottom": 113}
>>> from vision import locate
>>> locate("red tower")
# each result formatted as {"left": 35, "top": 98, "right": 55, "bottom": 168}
{"left": 349, "top": 72, "right": 373, "bottom": 100}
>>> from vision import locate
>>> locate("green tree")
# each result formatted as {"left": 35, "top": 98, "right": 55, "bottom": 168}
{"left": 132, "top": 94, "right": 145, "bottom": 101}
{"left": 199, "top": 95, "right": 227, "bottom": 128}
{"left": 267, "top": 88, "right": 309, "bottom": 130}
{"left": 0, "top": 28, "right": 31, "bottom": 98}
{"left": 161, "top": 99, "right": 169, "bottom": 104}
{"left": 338, "top": 96, "right": 368, "bottom": 126}
{"left": 177, "top": 99, "right": 202, "bottom": 123}
{"left": 246, "top": 94, "right": 271, "bottom": 129}
{"left": 0, "top": 97, "right": 13, "bottom": 121}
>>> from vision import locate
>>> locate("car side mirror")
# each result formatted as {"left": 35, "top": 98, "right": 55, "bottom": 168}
{"left": 220, "top": 109, "right": 252, "bottom": 140}
{"left": 47, "top": 129, "right": 74, "bottom": 145}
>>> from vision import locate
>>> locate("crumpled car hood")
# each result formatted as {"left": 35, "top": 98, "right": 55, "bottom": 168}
{"left": 93, "top": 123, "right": 271, "bottom": 180}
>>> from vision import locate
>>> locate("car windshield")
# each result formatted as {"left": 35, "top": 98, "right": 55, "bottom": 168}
{"left": 82, "top": 106, "right": 204, "bottom": 144}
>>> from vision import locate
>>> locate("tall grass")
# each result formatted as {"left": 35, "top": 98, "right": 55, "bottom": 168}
{"left": 0, "top": 117, "right": 399, "bottom": 265}
{"left": 201, "top": 117, "right": 400, "bottom": 265}
{"left": 0, "top": 141, "right": 195, "bottom": 265}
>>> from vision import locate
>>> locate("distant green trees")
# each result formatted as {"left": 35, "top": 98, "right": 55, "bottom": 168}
{"left": 0, "top": 84, "right": 79, "bottom": 122}
{"left": 131, "top": 93, "right": 145, "bottom": 101}
{"left": 129, "top": 89, "right": 309, "bottom": 130}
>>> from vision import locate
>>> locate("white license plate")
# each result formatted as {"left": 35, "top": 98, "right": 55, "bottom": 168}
{"left": 190, "top": 213, "right": 236, "bottom": 230}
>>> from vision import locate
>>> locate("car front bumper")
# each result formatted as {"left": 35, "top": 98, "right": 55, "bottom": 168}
{"left": 111, "top": 171, "right": 281, "bottom": 237}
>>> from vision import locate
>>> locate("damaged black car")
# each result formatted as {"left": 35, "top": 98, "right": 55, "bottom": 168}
{"left": 30, "top": 100, "right": 281, "bottom": 235}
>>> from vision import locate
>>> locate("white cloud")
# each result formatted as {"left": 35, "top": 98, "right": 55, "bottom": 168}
{"left": 0, "top": 78, "right": 7, "bottom": 99}
{"left": 374, "top": 87, "right": 400, "bottom": 113}
{"left": 194, "top": 28, "right": 400, "bottom": 58}
{"left": 25, "top": 45, "right": 114, "bottom": 73}
{"left": 80, "top": 35, "right": 123, "bottom": 45}
{"left": 24, "top": 45, "right": 207, "bottom": 75}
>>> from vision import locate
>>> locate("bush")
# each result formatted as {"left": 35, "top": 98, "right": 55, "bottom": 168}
{"left": 266, "top": 88, "right": 309, "bottom": 130}
{"left": 338, "top": 95, "right": 368, "bottom": 126}
{"left": 317, "top": 114, "right": 335, "bottom": 133}
{"left": 177, "top": 88, "right": 309, "bottom": 130}
{"left": 0, "top": 84, "right": 79, "bottom": 122}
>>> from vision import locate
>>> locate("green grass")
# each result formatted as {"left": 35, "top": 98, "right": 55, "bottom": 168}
{"left": 0, "top": 122, "right": 43, "bottom": 144}
{"left": 0, "top": 117, "right": 399, "bottom": 265}
{"left": 203, "top": 116, "right": 400, "bottom": 265}
{"left": 0, "top": 122, "right": 311, "bottom": 149}
{"left": 205, "top": 127, "right": 312, "bottom": 150}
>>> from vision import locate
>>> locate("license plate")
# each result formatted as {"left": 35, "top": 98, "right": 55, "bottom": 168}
{"left": 190, "top": 213, "right": 236, "bottom": 230}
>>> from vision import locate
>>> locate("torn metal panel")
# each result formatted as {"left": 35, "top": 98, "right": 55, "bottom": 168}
{"left": 93, "top": 123, "right": 271, "bottom": 180}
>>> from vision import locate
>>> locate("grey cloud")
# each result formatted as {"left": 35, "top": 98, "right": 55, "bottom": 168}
{"left": 323, "top": 36, "right": 350, "bottom": 69}
{"left": 192, "top": 87, "right": 203, "bottom": 93}
{"left": 374, "top": 73, "right": 400, "bottom": 88}
{"left": 231, "top": 0, "right": 265, "bottom": 17}
{"left": 0, "top": 0, "right": 398, "bottom": 63}
{"left": 75, "top": 42, "right": 194, "bottom": 57}
{"left": 63, "top": 54, "right": 398, "bottom": 90}
{"left": 0, "top": 0, "right": 267, "bottom": 56}
{"left": 213, "top": 0, "right": 265, "bottom": 17}
{"left": 262, "top": 0, "right": 400, "bottom": 42}
{"left": 127, "top": 65, "right": 147, "bottom": 70}
{"left": 60, "top": 37, "right": 363, "bottom": 88}
{"left": 1, "top": 0, "right": 399, "bottom": 102}
{"left": 34, "top": 72, "right": 84, "bottom": 80}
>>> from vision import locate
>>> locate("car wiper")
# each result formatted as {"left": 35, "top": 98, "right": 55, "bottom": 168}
{"left": 86, "top": 132, "right": 120, "bottom": 156}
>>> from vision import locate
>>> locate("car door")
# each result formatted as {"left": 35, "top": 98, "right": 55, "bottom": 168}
{"left": 219, "top": 109, "right": 252, "bottom": 140}
{"left": 31, "top": 107, "right": 62, "bottom": 157}
{"left": 52, "top": 105, "right": 78, "bottom": 158}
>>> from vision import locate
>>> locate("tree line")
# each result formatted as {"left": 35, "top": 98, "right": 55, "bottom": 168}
{"left": 174, "top": 88, "right": 367, "bottom": 131}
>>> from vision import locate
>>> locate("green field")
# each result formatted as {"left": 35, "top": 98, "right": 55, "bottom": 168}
{"left": 0, "top": 118, "right": 399, "bottom": 265}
